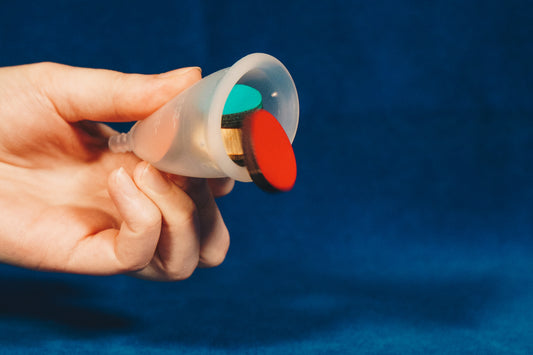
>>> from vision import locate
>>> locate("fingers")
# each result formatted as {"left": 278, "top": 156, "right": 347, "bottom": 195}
{"left": 62, "top": 167, "right": 162, "bottom": 275}
{"left": 25, "top": 62, "right": 201, "bottom": 122}
{"left": 107, "top": 167, "right": 162, "bottom": 271}
{"left": 132, "top": 162, "right": 202, "bottom": 281}
{"left": 193, "top": 180, "right": 231, "bottom": 268}
{"left": 168, "top": 177, "right": 231, "bottom": 268}
{"left": 74, "top": 164, "right": 230, "bottom": 280}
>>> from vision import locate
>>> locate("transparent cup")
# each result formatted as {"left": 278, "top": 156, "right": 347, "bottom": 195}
{"left": 108, "top": 53, "right": 299, "bottom": 182}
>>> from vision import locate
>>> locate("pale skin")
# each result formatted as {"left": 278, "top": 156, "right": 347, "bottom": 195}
{"left": 0, "top": 62, "right": 233, "bottom": 281}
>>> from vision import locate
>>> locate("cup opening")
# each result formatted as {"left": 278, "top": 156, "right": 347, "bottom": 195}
{"left": 208, "top": 53, "right": 299, "bottom": 182}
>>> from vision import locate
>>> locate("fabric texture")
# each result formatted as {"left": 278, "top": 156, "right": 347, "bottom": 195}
{"left": 0, "top": 0, "right": 532, "bottom": 353}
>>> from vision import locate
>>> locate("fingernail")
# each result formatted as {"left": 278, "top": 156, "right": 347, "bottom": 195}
{"left": 115, "top": 167, "right": 139, "bottom": 198}
{"left": 136, "top": 162, "right": 171, "bottom": 194}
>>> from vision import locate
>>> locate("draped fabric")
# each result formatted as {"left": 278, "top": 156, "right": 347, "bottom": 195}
{"left": 0, "top": 1, "right": 532, "bottom": 353}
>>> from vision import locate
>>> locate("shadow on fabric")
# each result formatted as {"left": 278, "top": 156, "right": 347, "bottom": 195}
{"left": 0, "top": 275, "right": 136, "bottom": 339}
{"left": 0, "top": 262, "right": 506, "bottom": 347}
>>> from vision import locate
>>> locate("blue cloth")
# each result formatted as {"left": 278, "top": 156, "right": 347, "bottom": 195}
{"left": 1, "top": 0, "right": 532, "bottom": 353}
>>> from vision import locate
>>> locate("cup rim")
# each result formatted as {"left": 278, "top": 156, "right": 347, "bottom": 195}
{"left": 207, "top": 53, "right": 299, "bottom": 182}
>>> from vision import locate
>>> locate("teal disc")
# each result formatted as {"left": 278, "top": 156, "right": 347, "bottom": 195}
{"left": 223, "top": 84, "right": 263, "bottom": 116}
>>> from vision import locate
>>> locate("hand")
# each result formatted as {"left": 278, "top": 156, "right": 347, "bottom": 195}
{"left": 0, "top": 62, "right": 233, "bottom": 281}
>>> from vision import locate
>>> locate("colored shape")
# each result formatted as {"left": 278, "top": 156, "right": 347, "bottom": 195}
{"left": 222, "top": 84, "right": 263, "bottom": 119}
{"left": 221, "top": 84, "right": 263, "bottom": 164}
{"left": 242, "top": 109, "right": 297, "bottom": 192}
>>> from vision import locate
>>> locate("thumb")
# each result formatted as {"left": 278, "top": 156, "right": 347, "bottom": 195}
{"left": 29, "top": 62, "right": 201, "bottom": 122}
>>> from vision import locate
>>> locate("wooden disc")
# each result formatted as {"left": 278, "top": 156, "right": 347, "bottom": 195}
{"left": 221, "top": 84, "right": 263, "bottom": 128}
{"left": 221, "top": 84, "right": 263, "bottom": 165}
{"left": 242, "top": 109, "right": 297, "bottom": 192}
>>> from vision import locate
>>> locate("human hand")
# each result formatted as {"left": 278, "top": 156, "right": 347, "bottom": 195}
{"left": 0, "top": 62, "right": 233, "bottom": 281}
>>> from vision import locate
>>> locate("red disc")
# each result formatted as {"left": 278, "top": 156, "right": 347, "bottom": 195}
{"left": 242, "top": 109, "right": 297, "bottom": 192}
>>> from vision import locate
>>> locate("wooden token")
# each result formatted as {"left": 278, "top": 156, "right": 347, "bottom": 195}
{"left": 242, "top": 109, "right": 297, "bottom": 192}
{"left": 221, "top": 84, "right": 263, "bottom": 165}
{"left": 221, "top": 84, "right": 263, "bottom": 128}
{"left": 221, "top": 127, "right": 245, "bottom": 166}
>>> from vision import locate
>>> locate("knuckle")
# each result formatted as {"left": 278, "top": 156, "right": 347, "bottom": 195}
{"left": 24, "top": 62, "right": 65, "bottom": 88}
{"left": 34, "top": 61, "right": 62, "bottom": 72}
{"left": 29, "top": 62, "right": 69, "bottom": 84}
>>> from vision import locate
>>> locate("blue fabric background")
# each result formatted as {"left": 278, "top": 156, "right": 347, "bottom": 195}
{"left": 1, "top": 0, "right": 532, "bottom": 353}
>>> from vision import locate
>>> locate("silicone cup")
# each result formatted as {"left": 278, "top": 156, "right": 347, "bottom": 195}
{"left": 108, "top": 53, "right": 299, "bottom": 182}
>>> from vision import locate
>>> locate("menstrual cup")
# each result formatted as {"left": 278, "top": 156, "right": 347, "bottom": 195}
{"left": 108, "top": 53, "right": 299, "bottom": 183}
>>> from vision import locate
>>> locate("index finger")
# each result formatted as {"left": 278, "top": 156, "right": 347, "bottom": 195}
{"left": 24, "top": 62, "right": 201, "bottom": 122}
